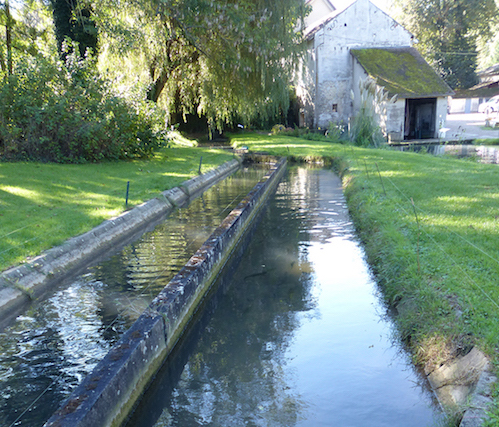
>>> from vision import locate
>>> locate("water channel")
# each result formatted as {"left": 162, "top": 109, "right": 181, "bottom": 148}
{"left": 125, "top": 167, "right": 444, "bottom": 427}
{"left": 0, "top": 165, "right": 445, "bottom": 427}
{"left": 0, "top": 167, "right": 267, "bottom": 427}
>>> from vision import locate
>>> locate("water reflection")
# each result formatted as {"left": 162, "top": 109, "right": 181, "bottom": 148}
{"left": 126, "top": 167, "right": 442, "bottom": 427}
{"left": 0, "top": 167, "right": 266, "bottom": 427}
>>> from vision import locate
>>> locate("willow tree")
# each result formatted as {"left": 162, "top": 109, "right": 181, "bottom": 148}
{"left": 395, "top": 0, "right": 498, "bottom": 89}
{"left": 92, "top": 0, "right": 307, "bottom": 129}
{"left": 0, "top": 0, "right": 56, "bottom": 77}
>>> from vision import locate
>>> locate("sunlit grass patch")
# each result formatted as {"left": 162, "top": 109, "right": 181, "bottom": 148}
{"left": 0, "top": 147, "right": 233, "bottom": 271}
{"left": 230, "top": 132, "right": 343, "bottom": 159}
{"left": 168, "top": 131, "right": 199, "bottom": 147}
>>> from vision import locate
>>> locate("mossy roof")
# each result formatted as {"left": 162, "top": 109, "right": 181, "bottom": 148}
{"left": 351, "top": 47, "right": 454, "bottom": 98}
{"left": 454, "top": 80, "right": 499, "bottom": 99}
{"left": 454, "top": 86, "right": 499, "bottom": 99}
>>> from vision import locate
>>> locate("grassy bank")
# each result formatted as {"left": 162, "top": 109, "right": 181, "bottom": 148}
{"left": 232, "top": 132, "right": 499, "bottom": 421}
{"left": 0, "top": 146, "right": 233, "bottom": 272}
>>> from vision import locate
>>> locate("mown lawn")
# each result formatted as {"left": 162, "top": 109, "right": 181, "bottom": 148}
{"left": 232, "top": 132, "right": 499, "bottom": 422}
{"left": 0, "top": 146, "right": 234, "bottom": 271}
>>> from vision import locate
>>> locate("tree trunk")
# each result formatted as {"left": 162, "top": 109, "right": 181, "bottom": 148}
{"left": 0, "top": 46, "right": 6, "bottom": 74}
{"left": 146, "top": 45, "right": 199, "bottom": 103}
{"left": 146, "top": 68, "right": 169, "bottom": 103}
{"left": 5, "top": 0, "right": 12, "bottom": 75}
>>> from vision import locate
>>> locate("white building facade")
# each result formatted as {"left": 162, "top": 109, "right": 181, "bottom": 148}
{"left": 297, "top": 0, "right": 453, "bottom": 141}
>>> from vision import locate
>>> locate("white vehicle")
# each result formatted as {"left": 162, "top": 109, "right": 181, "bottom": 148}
{"left": 478, "top": 95, "right": 499, "bottom": 114}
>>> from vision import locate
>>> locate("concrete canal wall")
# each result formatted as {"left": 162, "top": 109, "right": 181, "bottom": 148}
{"left": 44, "top": 157, "right": 287, "bottom": 427}
{"left": 0, "top": 159, "right": 241, "bottom": 329}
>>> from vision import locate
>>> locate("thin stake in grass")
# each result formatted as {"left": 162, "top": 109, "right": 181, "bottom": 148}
{"left": 364, "top": 159, "right": 370, "bottom": 180}
{"left": 411, "top": 197, "right": 421, "bottom": 276}
{"left": 375, "top": 162, "right": 386, "bottom": 196}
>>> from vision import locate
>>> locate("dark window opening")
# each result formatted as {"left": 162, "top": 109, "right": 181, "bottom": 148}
{"left": 404, "top": 98, "right": 437, "bottom": 140}
{"left": 332, "top": 103, "right": 338, "bottom": 112}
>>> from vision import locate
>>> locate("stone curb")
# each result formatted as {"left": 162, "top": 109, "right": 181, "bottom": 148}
{"left": 426, "top": 346, "right": 497, "bottom": 425}
{"left": 0, "top": 158, "right": 242, "bottom": 328}
{"left": 460, "top": 364, "right": 497, "bottom": 427}
{"left": 44, "top": 157, "right": 286, "bottom": 427}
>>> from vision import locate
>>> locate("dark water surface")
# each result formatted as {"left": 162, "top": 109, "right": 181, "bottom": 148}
{"left": 126, "top": 167, "right": 443, "bottom": 427}
{"left": 0, "top": 167, "right": 266, "bottom": 427}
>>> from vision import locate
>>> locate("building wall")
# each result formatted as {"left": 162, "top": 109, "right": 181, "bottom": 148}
{"left": 436, "top": 97, "right": 448, "bottom": 130}
{"left": 351, "top": 57, "right": 366, "bottom": 112}
{"left": 301, "top": 0, "right": 414, "bottom": 128}
{"left": 384, "top": 98, "right": 447, "bottom": 141}
{"left": 305, "top": 0, "right": 335, "bottom": 28}
{"left": 295, "top": 39, "right": 316, "bottom": 128}
{"left": 385, "top": 99, "right": 406, "bottom": 141}
{"left": 449, "top": 97, "right": 485, "bottom": 114}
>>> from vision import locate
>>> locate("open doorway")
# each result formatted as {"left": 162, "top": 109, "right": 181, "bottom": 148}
{"left": 404, "top": 98, "right": 437, "bottom": 139}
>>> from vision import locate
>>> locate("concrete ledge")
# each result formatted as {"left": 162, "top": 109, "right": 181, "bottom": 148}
{"left": 162, "top": 187, "right": 188, "bottom": 207}
{"left": 44, "top": 157, "right": 286, "bottom": 427}
{"left": 425, "top": 345, "right": 498, "bottom": 427}
{"left": 0, "top": 159, "right": 241, "bottom": 329}
{"left": 46, "top": 313, "right": 168, "bottom": 427}
{"left": 180, "top": 160, "right": 240, "bottom": 197}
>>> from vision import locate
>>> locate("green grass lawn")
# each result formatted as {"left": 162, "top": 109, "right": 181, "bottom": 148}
{"left": 0, "top": 146, "right": 233, "bottom": 271}
{"left": 232, "top": 131, "right": 499, "bottom": 422}
{"left": 231, "top": 132, "right": 340, "bottom": 159}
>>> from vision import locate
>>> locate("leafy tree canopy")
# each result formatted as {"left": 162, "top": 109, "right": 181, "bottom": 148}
{"left": 477, "top": 20, "right": 499, "bottom": 70}
{"left": 0, "top": 0, "right": 56, "bottom": 75}
{"left": 395, "top": 0, "right": 499, "bottom": 89}
{"left": 91, "top": 0, "right": 307, "bottom": 129}
{"left": 50, "top": 0, "right": 98, "bottom": 59}
{"left": 0, "top": 0, "right": 307, "bottom": 162}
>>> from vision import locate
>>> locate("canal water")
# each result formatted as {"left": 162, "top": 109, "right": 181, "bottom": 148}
{"left": 0, "top": 167, "right": 267, "bottom": 427}
{"left": 125, "top": 167, "right": 443, "bottom": 427}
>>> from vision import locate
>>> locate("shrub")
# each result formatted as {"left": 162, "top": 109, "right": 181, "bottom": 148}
{"left": 0, "top": 51, "right": 164, "bottom": 163}
{"left": 271, "top": 123, "right": 345, "bottom": 143}
{"left": 271, "top": 124, "right": 288, "bottom": 135}
{"left": 326, "top": 121, "right": 348, "bottom": 141}
{"left": 349, "top": 77, "right": 393, "bottom": 148}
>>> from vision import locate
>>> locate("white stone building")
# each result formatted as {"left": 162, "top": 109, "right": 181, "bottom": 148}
{"left": 297, "top": 0, "right": 454, "bottom": 141}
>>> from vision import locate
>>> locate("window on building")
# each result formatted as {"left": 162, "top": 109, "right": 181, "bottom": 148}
{"left": 332, "top": 104, "right": 338, "bottom": 113}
